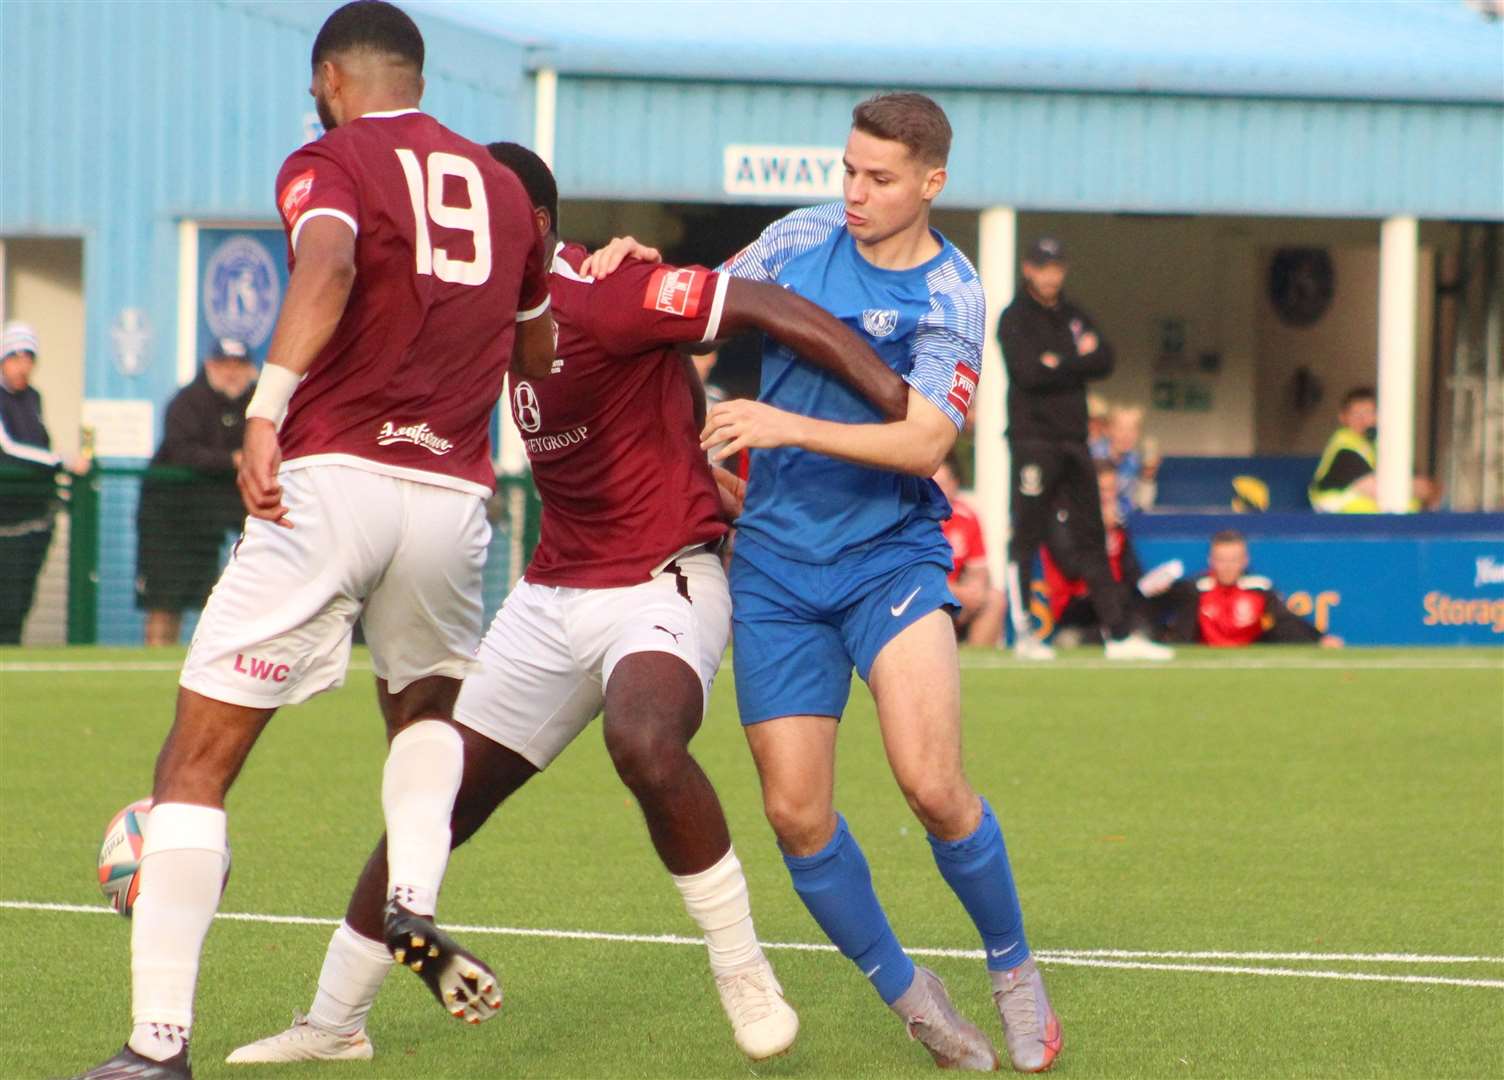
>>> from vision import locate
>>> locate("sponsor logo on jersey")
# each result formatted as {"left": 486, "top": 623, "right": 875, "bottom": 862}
{"left": 524, "top": 426, "right": 589, "bottom": 456}
{"left": 513, "top": 381, "right": 542, "bottom": 433}
{"left": 203, "top": 235, "right": 282, "bottom": 349}
{"left": 278, "top": 168, "right": 316, "bottom": 224}
{"left": 947, "top": 363, "right": 977, "bottom": 416}
{"left": 1019, "top": 463, "right": 1044, "bottom": 497}
{"left": 645, "top": 267, "right": 708, "bottom": 318}
{"left": 862, "top": 309, "right": 899, "bottom": 338}
{"left": 376, "top": 420, "right": 454, "bottom": 455}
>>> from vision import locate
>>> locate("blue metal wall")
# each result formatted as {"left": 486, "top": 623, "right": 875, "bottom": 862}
{"left": 552, "top": 77, "right": 1504, "bottom": 220}
{"left": 0, "top": 0, "right": 532, "bottom": 410}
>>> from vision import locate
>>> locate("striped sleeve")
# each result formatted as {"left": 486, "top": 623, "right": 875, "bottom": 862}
{"left": 0, "top": 410, "right": 61, "bottom": 468}
{"left": 719, "top": 202, "right": 847, "bottom": 283}
{"left": 905, "top": 251, "right": 986, "bottom": 430}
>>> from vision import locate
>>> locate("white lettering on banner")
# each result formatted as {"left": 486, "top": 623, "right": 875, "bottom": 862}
{"left": 524, "top": 426, "right": 590, "bottom": 456}
{"left": 376, "top": 420, "right": 454, "bottom": 455}
{"left": 1476, "top": 556, "right": 1504, "bottom": 588}
{"left": 723, "top": 144, "right": 844, "bottom": 199}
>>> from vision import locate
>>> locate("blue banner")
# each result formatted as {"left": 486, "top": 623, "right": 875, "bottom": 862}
{"left": 195, "top": 228, "right": 289, "bottom": 365}
{"left": 1133, "top": 514, "right": 1504, "bottom": 645}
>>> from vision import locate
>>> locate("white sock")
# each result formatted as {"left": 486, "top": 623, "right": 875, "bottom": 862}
{"left": 382, "top": 719, "right": 464, "bottom": 917}
{"left": 129, "top": 802, "right": 229, "bottom": 1061}
{"left": 308, "top": 922, "right": 394, "bottom": 1035}
{"left": 672, "top": 846, "right": 765, "bottom": 976}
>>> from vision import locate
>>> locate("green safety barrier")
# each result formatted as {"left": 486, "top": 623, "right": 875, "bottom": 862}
{"left": 0, "top": 464, "right": 541, "bottom": 645}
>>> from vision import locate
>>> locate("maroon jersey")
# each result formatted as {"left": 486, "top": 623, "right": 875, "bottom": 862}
{"left": 517, "top": 245, "right": 729, "bottom": 587}
{"left": 273, "top": 109, "right": 550, "bottom": 496}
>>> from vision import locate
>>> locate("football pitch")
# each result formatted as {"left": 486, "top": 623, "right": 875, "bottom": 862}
{"left": 3, "top": 646, "right": 1501, "bottom": 1079}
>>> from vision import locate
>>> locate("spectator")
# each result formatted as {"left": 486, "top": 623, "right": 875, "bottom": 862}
{"left": 1086, "top": 393, "right": 1110, "bottom": 457}
{"left": 999, "top": 236, "right": 1171, "bottom": 661}
{"left": 1310, "top": 386, "right": 1439, "bottom": 513}
{"left": 134, "top": 338, "right": 257, "bottom": 645}
{"left": 1162, "top": 529, "right": 1341, "bottom": 647}
{"left": 0, "top": 321, "right": 87, "bottom": 643}
{"left": 1092, "top": 404, "right": 1160, "bottom": 518}
{"left": 934, "top": 453, "right": 996, "bottom": 640}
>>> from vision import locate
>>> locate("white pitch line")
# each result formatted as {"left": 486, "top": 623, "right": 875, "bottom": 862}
{"left": 3, "top": 901, "right": 1500, "bottom": 989}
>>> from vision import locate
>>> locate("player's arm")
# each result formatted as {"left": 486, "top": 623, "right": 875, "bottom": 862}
{"left": 511, "top": 211, "right": 556, "bottom": 379}
{"left": 704, "top": 387, "right": 955, "bottom": 478}
{"left": 239, "top": 215, "right": 356, "bottom": 527}
{"left": 720, "top": 279, "right": 908, "bottom": 420}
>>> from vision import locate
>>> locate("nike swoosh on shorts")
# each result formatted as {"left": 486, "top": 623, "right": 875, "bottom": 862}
{"left": 891, "top": 586, "right": 922, "bottom": 617}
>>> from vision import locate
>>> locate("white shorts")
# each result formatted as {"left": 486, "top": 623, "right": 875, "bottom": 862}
{"left": 454, "top": 550, "right": 731, "bottom": 769}
{"left": 179, "top": 465, "right": 490, "bottom": 709}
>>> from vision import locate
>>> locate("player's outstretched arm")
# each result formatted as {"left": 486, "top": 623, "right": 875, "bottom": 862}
{"left": 703, "top": 387, "right": 956, "bottom": 478}
{"left": 720, "top": 280, "right": 908, "bottom": 421}
{"left": 239, "top": 215, "right": 356, "bottom": 527}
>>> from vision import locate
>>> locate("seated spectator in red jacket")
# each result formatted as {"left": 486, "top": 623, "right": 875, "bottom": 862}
{"left": 1164, "top": 530, "right": 1342, "bottom": 647}
{"left": 935, "top": 454, "right": 996, "bottom": 640}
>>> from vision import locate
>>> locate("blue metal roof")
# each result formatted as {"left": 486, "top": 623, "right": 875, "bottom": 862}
{"left": 414, "top": 0, "right": 1504, "bottom": 104}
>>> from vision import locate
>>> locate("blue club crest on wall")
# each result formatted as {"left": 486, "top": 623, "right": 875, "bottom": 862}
{"left": 202, "top": 235, "right": 281, "bottom": 350}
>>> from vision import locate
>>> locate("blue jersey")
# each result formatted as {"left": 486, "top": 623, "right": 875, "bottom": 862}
{"left": 722, "top": 202, "right": 985, "bottom": 563}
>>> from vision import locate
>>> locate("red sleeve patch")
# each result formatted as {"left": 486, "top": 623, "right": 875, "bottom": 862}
{"left": 278, "top": 169, "right": 316, "bottom": 225}
{"left": 643, "top": 267, "right": 708, "bottom": 318}
{"left": 947, "top": 362, "right": 978, "bottom": 416}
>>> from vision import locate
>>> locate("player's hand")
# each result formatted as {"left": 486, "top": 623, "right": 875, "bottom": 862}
{"left": 701, "top": 399, "right": 802, "bottom": 461}
{"left": 579, "top": 236, "right": 662, "bottom": 279}
{"left": 711, "top": 464, "right": 746, "bottom": 520}
{"left": 237, "top": 418, "right": 291, "bottom": 528}
{"left": 1076, "top": 331, "right": 1099, "bottom": 355}
{"left": 1040, "top": 351, "right": 1061, "bottom": 369}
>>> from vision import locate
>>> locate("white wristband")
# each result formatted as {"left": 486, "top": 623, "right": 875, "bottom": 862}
{"left": 245, "top": 363, "right": 302, "bottom": 428}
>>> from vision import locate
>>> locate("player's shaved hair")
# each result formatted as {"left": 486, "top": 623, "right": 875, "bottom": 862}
{"left": 487, "top": 142, "right": 559, "bottom": 234}
{"left": 851, "top": 92, "right": 952, "bottom": 167}
{"left": 1211, "top": 529, "right": 1247, "bottom": 547}
{"left": 312, "top": 0, "right": 424, "bottom": 72}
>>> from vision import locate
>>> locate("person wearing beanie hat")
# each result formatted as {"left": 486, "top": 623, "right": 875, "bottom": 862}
{"left": 0, "top": 320, "right": 87, "bottom": 643}
{"left": 134, "top": 338, "right": 259, "bottom": 645}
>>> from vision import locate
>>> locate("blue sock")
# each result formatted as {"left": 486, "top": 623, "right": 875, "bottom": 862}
{"left": 783, "top": 814, "right": 915, "bottom": 1005}
{"left": 929, "top": 797, "right": 1031, "bottom": 970}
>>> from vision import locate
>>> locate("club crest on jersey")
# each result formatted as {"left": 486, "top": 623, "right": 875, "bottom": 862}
{"left": 862, "top": 309, "right": 899, "bottom": 338}
{"left": 1019, "top": 464, "right": 1044, "bottom": 497}
{"left": 947, "top": 363, "right": 977, "bottom": 416}
{"left": 376, "top": 420, "right": 454, "bottom": 455}
{"left": 644, "top": 267, "right": 707, "bottom": 318}
{"left": 278, "top": 169, "right": 316, "bottom": 225}
{"left": 512, "top": 381, "right": 542, "bottom": 433}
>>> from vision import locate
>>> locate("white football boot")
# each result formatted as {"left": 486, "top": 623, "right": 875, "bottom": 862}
{"left": 1103, "top": 632, "right": 1174, "bottom": 661}
{"left": 714, "top": 958, "right": 799, "bottom": 1060}
{"left": 1013, "top": 636, "right": 1057, "bottom": 661}
{"left": 225, "top": 1013, "right": 374, "bottom": 1064}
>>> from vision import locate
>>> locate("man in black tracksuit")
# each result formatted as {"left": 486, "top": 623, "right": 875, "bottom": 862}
{"left": 999, "top": 238, "right": 1170, "bottom": 660}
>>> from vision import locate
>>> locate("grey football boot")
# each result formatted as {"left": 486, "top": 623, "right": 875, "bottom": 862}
{"left": 991, "top": 958, "right": 1062, "bottom": 1072}
{"left": 890, "top": 966, "right": 1001, "bottom": 1070}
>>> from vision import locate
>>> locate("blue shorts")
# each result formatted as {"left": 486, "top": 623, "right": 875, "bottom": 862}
{"left": 730, "top": 531, "right": 956, "bottom": 725}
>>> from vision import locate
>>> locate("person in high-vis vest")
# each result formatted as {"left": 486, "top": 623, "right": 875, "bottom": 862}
{"left": 1309, "top": 386, "right": 1440, "bottom": 513}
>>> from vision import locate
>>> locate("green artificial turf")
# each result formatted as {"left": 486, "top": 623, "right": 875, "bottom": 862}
{"left": 2, "top": 646, "right": 1500, "bottom": 1078}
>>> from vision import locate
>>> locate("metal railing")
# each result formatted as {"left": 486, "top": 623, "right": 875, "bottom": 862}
{"left": 0, "top": 464, "right": 541, "bottom": 645}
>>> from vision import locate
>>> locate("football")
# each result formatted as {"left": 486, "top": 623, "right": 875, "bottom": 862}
{"left": 97, "top": 798, "right": 152, "bottom": 916}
